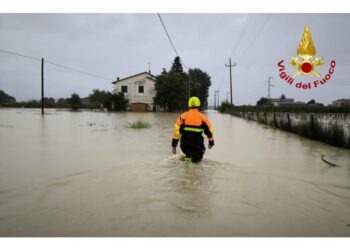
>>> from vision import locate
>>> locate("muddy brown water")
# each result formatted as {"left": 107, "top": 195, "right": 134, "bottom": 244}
{"left": 0, "top": 108, "right": 350, "bottom": 236}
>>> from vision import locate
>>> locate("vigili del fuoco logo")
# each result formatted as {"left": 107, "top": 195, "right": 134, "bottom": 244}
{"left": 277, "top": 25, "right": 336, "bottom": 90}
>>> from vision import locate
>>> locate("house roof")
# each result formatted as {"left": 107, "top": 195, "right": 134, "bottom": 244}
{"left": 112, "top": 71, "right": 156, "bottom": 84}
{"left": 333, "top": 98, "right": 350, "bottom": 102}
{"left": 270, "top": 98, "right": 294, "bottom": 103}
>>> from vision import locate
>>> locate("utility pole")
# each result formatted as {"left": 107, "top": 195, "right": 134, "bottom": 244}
{"left": 214, "top": 91, "right": 216, "bottom": 110}
{"left": 214, "top": 89, "right": 220, "bottom": 109}
{"left": 225, "top": 58, "right": 236, "bottom": 106}
{"left": 266, "top": 76, "right": 274, "bottom": 99}
{"left": 188, "top": 68, "right": 191, "bottom": 99}
{"left": 217, "top": 89, "right": 220, "bottom": 108}
{"left": 41, "top": 58, "right": 44, "bottom": 115}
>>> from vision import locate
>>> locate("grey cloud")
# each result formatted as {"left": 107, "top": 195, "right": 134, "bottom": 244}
{"left": 0, "top": 13, "right": 349, "bottom": 105}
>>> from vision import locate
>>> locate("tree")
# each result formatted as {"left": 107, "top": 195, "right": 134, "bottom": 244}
{"left": 154, "top": 70, "right": 187, "bottom": 112}
{"left": 307, "top": 99, "right": 316, "bottom": 104}
{"left": 188, "top": 68, "right": 212, "bottom": 109}
{"left": 110, "top": 91, "right": 128, "bottom": 111}
{"left": 154, "top": 57, "right": 212, "bottom": 111}
{"left": 57, "top": 98, "right": 69, "bottom": 109}
{"left": 219, "top": 100, "right": 233, "bottom": 112}
{"left": 89, "top": 89, "right": 113, "bottom": 109}
{"left": 256, "top": 97, "right": 273, "bottom": 106}
{"left": 0, "top": 90, "right": 16, "bottom": 104}
{"left": 68, "top": 93, "right": 82, "bottom": 110}
{"left": 154, "top": 57, "right": 188, "bottom": 111}
{"left": 43, "top": 97, "right": 56, "bottom": 108}
{"left": 280, "top": 94, "right": 286, "bottom": 99}
{"left": 170, "top": 56, "right": 184, "bottom": 74}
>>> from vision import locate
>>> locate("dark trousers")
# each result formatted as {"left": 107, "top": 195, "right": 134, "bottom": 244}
{"left": 180, "top": 143, "right": 205, "bottom": 163}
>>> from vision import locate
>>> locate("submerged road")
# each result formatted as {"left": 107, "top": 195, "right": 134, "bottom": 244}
{"left": 0, "top": 109, "right": 350, "bottom": 236}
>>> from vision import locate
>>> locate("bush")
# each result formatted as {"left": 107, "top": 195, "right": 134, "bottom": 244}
{"left": 68, "top": 93, "right": 82, "bottom": 110}
{"left": 219, "top": 100, "right": 233, "bottom": 112}
{"left": 127, "top": 119, "right": 151, "bottom": 129}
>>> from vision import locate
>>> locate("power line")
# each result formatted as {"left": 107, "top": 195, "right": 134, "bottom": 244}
{"left": 0, "top": 49, "right": 41, "bottom": 61}
{"left": 157, "top": 13, "right": 188, "bottom": 69}
{"left": 229, "top": 14, "right": 253, "bottom": 58}
{"left": 45, "top": 60, "right": 114, "bottom": 81}
{"left": 237, "top": 14, "right": 272, "bottom": 61}
{"left": 157, "top": 13, "right": 180, "bottom": 58}
{"left": 0, "top": 48, "right": 114, "bottom": 81}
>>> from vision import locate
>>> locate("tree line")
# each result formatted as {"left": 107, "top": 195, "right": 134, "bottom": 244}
{"left": 0, "top": 89, "right": 128, "bottom": 111}
{"left": 1, "top": 56, "right": 212, "bottom": 112}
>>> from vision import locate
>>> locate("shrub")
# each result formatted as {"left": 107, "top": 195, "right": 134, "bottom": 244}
{"left": 127, "top": 119, "right": 151, "bottom": 129}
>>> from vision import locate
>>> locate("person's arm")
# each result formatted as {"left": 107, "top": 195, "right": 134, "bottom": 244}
{"left": 202, "top": 115, "right": 214, "bottom": 149}
{"left": 171, "top": 115, "right": 182, "bottom": 154}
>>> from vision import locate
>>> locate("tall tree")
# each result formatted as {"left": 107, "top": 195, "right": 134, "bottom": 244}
{"left": 0, "top": 90, "right": 16, "bottom": 104}
{"left": 68, "top": 93, "right": 82, "bottom": 110}
{"left": 188, "top": 68, "right": 212, "bottom": 109}
{"left": 154, "top": 57, "right": 188, "bottom": 111}
{"left": 155, "top": 57, "right": 212, "bottom": 111}
{"left": 170, "top": 56, "right": 184, "bottom": 74}
{"left": 154, "top": 70, "right": 187, "bottom": 112}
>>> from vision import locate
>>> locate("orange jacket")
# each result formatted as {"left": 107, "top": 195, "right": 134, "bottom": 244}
{"left": 172, "top": 108, "right": 214, "bottom": 147}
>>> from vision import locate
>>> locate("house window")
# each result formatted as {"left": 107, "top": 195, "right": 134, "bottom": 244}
{"left": 121, "top": 85, "right": 128, "bottom": 93}
{"left": 138, "top": 86, "right": 144, "bottom": 93}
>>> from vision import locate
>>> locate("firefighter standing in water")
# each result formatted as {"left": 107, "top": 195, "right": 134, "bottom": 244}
{"left": 172, "top": 96, "right": 214, "bottom": 163}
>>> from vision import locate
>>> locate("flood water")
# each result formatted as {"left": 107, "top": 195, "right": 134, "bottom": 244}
{"left": 0, "top": 108, "right": 350, "bottom": 236}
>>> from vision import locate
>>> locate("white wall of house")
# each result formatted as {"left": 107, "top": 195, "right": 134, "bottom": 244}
{"left": 113, "top": 72, "right": 156, "bottom": 111}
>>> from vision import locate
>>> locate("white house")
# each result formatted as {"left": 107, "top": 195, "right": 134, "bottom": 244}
{"left": 112, "top": 72, "right": 157, "bottom": 112}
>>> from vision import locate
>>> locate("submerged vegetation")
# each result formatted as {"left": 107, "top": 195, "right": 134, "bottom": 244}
{"left": 127, "top": 119, "right": 151, "bottom": 129}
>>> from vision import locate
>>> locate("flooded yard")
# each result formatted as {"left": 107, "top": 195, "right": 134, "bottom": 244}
{"left": 0, "top": 108, "right": 350, "bottom": 236}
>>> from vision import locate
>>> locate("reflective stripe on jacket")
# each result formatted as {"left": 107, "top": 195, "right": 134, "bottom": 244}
{"left": 172, "top": 109, "right": 214, "bottom": 147}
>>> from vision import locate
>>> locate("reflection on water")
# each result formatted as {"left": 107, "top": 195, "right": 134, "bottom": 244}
{"left": 0, "top": 108, "right": 350, "bottom": 236}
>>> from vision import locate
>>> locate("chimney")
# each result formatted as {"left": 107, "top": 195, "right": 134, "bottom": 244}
{"left": 117, "top": 77, "right": 120, "bottom": 81}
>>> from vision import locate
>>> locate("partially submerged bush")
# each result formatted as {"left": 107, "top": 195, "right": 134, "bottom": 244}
{"left": 128, "top": 119, "right": 151, "bottom": 129}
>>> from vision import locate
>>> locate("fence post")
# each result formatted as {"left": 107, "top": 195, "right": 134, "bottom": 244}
{"left": 273, "top": 111, "right": 277, "bottom": 128}
{"left": 287, "top": 113, "right": 291, "bottom": 131}
{"left": 41, "top": 58, "right": 44, "bottom": 115}
{"left": 310, "top": 114, "right": 315, "bottom": 139}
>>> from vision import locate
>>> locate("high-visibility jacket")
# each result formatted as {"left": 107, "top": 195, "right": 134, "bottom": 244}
{"left": 171, "top": 108, "right": 214, "bottom": 148}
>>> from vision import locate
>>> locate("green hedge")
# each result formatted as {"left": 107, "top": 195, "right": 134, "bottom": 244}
{"left": 223, "top": 105, "right": 350, "bottom": 114}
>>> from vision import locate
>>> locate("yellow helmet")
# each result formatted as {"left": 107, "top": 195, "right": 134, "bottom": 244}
{"left": 188, "top": 96, "right": 201, "bottom": 108}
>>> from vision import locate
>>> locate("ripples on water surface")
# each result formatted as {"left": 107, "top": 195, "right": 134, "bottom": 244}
{"left": 0, "top": 108, "right": 350, "bottom": 236}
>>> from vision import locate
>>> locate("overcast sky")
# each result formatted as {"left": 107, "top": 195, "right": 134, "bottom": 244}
{"left": 1, "top": 13, "right": 350, "bottom": 105}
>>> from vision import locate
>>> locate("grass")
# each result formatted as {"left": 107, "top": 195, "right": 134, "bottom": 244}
{"left": 127, "top": 119, "right": 151, "bottom": 129}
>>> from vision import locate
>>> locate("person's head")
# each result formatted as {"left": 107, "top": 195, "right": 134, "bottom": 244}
{"left": 188, "top": 96, "right": 201, "bottom": 109}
